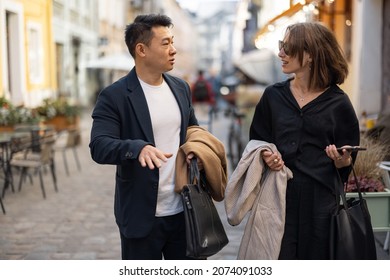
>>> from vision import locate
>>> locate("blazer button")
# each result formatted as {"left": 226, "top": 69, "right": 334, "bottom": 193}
{"left": 125, "top": 152, "right": 133, "bottom": 158}
{"left": 153, "top": 183, "right": 158, "bottom": 189}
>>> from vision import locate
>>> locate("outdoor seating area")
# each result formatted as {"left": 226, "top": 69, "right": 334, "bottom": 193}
{"left": 0, "top": 123, "right": 82, "bottom": 214}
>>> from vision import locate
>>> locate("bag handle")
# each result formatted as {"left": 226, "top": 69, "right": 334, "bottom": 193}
{"left": 189, "top": 157, "right": 200, "bottom": 185}
{"left": 336, "top": 159, "right": 363, "bottom": 210}
{"left": 188, "top": 157, "right": 212, "bottom": 196}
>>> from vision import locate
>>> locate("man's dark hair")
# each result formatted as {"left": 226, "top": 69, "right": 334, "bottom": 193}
{"left": 124, "top": 14, "right": 173, "bottom": 58}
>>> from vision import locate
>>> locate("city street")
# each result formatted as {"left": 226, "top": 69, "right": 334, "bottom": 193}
{"left": 0, "top": 106, "right": 389, "bottom": 260}
{"left": 0, "top": 106, "right": 245, "bottom": 260}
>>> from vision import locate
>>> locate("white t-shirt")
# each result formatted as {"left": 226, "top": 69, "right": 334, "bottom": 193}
{"left": 139, "top": 78, "right": 183, "bottom": 217}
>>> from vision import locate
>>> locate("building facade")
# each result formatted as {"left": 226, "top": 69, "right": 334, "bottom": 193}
{"left": 52, "top": 0, "right": 99, "bottom": 106}
{"left": 0, "top": 0, "right": 198, "bottom": 109}
{"left": 238, "top": 0, "right": 389, "bottom": 116}
{"left": 1, "top": 0, "right": 56, "bottom": 107}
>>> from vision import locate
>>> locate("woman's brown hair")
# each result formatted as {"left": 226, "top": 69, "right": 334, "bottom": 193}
{"left": 284, "top": 22, "right": 348, "bottom": 90}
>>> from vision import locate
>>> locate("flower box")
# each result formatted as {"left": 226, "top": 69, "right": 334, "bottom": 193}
{"left": 43, "top": 115, "right": 80, "bottom": 132}
{"left": 36, "top": 97, "right": 81, "bottom": 131}
{"left": 0, "top": 125, "right": 14, "bottom": 132}
{"left": 346, "top": 188, "right": 390, "bottom": 231}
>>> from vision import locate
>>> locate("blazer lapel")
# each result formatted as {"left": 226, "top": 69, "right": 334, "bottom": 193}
{"left": 126, "top": 69, "right": 155, "bottom": 143}
{"left": 124, "top": 70, "right": 188, "bottom": 145}
{"left": 163, "top": 74, "right": 187, "bottom": 144}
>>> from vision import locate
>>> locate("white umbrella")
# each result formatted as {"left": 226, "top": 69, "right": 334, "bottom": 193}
{"left": 84, "top": 53, "right": 134, "bottom": 71}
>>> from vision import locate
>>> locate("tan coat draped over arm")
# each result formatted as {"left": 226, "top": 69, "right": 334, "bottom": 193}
{"left": 175, "top": 126, "right": 227, "bottom": 201}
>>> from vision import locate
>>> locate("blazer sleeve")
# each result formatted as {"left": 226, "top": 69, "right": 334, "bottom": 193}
{"left": 89, "top": 84, "right": 152, "bottom": 165}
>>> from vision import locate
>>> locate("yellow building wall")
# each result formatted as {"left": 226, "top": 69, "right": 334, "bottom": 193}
{"left": 22, "top": 0, "right": 57, "bottom": 93}
{"left": 0, "top": 44, "right": 3, "bottom": 97}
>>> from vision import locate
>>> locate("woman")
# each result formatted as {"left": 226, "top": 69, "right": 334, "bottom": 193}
{"left": 249, "top": 22, "right": 360, "bottom": 259}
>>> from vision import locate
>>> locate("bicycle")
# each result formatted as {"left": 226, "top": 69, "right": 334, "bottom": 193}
{"left": 225, "top": 104, "right": 245, "bottom": 171}
{"left": 193, "top": 102, "right": 215, "bottom": 133}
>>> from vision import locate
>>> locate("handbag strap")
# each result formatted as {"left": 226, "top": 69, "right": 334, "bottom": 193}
{"left": 336, "top": 160, "right": 363, "bottom": 209}
{"left": 350, "top": 161, "right": 363, "bottom": 201}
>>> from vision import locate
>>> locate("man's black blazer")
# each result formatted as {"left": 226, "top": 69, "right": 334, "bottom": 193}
{"left": 89, "top": 68, "right": 198, "bottom": 238}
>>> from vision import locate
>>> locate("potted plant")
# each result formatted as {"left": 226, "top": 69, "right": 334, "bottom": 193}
{"left": 0, "top": 97, "right": 40, "bottom": 131}
{"left": 345, "top": 134, "right": 390, "bottom": 231}
{"left": 36, "top": 97, "right": 81, "bottom": 131}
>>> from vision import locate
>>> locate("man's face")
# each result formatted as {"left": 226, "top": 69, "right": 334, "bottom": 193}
{"left": 144, "top": 26, "right": 176, "bottom": 73}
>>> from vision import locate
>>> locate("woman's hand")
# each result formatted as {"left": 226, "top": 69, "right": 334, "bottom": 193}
{"left": 325, "top": 144, "right": 352, "bottom": 168}
{"left": 261, "top": 150, "right": 284, "bottom": 171}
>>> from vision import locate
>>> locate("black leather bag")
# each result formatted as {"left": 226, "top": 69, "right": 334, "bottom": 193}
{"left": 329, "top": 162, "right": 377, "bottom": 260}
{"left": 181, "top": 158, "right": 229, "bottom": 259}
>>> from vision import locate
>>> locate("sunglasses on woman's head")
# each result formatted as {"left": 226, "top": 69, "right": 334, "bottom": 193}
{"left": 278, "top": 40, "right": 290, "bottom": 55}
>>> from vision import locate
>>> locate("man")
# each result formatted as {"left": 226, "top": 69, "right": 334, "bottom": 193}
{"left": 89, "top": 14, "right": 198, "bottom": 260}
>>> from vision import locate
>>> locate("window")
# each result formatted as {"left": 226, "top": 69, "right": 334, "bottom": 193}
{"left": 27, "top": 22, "right": 43, "bottom": 84}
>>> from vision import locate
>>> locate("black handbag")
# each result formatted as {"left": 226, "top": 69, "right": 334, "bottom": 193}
{"left": 329, "top": 161, "right": 377, "bottom": 260}
{"left": 181, "top": 157, "right": 229, "bottom": 259}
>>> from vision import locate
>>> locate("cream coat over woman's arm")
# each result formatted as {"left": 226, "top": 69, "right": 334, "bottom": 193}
{"left": 224, "top": 140, "right": 293, "bottom": 259}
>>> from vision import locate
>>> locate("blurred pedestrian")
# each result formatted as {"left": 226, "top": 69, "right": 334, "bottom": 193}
{"left": 191, "top": 70, "right": 215, "bottom": 105}
{"left": 248, "top": 22, "right": 360, "bottom": 259}
{"left": 89, "top": 14, "right": 199, "bottom": 260}
{"left": 208, "top": 68, "right": 222, "bottom": 103}
{"left": 207, "top": 68, "right": 222, "bottom": 118}
{"left": 191, "top": 70, "right": 216, "bottom": 130}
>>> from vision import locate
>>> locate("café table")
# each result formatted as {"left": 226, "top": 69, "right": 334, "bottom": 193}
{"left": 13, "top": 124, "right": 55, "bottom": 152}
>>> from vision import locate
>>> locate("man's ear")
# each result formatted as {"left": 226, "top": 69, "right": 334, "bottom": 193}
{"left": 135, "top": 43, "right": 146, "bottom": 57}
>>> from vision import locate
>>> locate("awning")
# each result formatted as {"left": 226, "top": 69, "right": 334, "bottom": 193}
{"left": 235, "top": 48, "right": 287, "bottom": 85}
{"left": 255, "top": 2, "right": 304, "bottom": 38}
{"left": 254, "top": 0, "right": 321, "bottom": 40}
{"left": 84, "top": 53, "right": 134, "bottom": 71}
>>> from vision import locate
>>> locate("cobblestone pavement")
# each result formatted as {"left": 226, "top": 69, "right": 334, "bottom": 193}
{"left": 0, "top": 107, "right": 389, "bottom": 260}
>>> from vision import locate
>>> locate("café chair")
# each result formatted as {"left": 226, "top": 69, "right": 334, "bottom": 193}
{"left": 0, "top": 148, "right": 5, "bottom": 213}
{"left": 53, "top": 127, "right": 81, "bottom": 176}
{"left": 0, "top": 194, "right": 5, "bottom": 214}
{"left": 1, "top": 132, "right": 32, "bottom": 199}
{"left": 9, "top": 132, "right": 58, "bottom": 199}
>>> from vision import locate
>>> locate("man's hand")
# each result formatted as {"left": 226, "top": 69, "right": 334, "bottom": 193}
{"left": 139, "top": 145, "right": 172, "bottom": 169}
{"left": 186, "top": 152, "right": 203, "bottom": 170}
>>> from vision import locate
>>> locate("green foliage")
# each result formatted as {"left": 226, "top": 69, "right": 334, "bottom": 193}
{"left": 35, "top": 98, "right": 81, "bottom": 120}
{"left": 0, "top": 96, "right": 81, "bottom": 126}
{"left": 0, "top": 97, "right": 40, "bottom": 126}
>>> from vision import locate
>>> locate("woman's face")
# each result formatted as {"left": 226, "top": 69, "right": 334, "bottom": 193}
{"left": 278, "top": 35, "right": 311, "bottom": 75}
